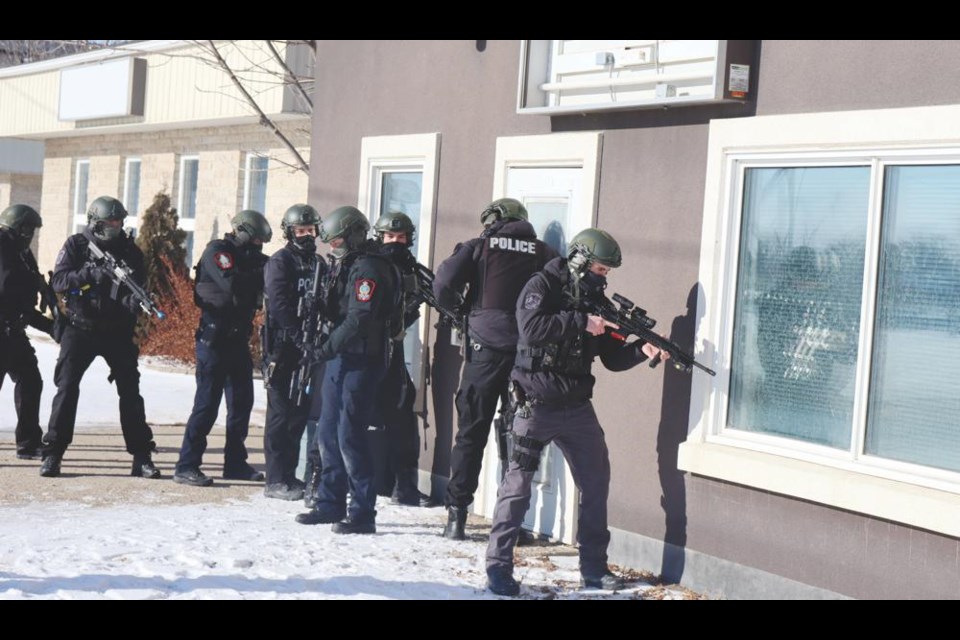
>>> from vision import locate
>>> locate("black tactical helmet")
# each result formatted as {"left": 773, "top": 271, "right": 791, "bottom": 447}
{"left": 0, "top": 204, "right": 42, "bottom": 245}
{"left": 373, "top": 210, "right": 416, "bottom": 244}
{"left": 231, "top": 209, "right": 273, "bottom": 244}
{"left": 281, "top": 203, "right": 321, "bottom": 241}
{"left": 480, "top": 198, "right": 528, "bottom": 227}
{"left": 319, "top": 206, "right": 370, "bottom": 254}
{"left": 568, "top": 228, "right": 623, "bottom": 271}
{"left": 87, "top": 196, "right": 128, "bottom": 242}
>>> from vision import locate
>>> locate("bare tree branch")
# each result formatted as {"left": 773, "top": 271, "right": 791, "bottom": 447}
{"left": 265, "top": 40, "right": 313, "bottom": 110}
{"left": 203, "top": 40, "right": 310, "bottom": 174}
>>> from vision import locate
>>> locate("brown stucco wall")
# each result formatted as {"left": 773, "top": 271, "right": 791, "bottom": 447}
{"left": 309, "top": 39, "right": 960, "bottom": 599}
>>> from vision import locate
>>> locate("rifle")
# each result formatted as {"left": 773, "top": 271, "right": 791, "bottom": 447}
{"left": 289, "top": 258, "right": 325, "bottom": 406}
{"left": 581, "top": 292, "right": 716, "bottom": 376}
{"left": 411, "top": 261, "right": 468, "bottom": 354}
{"left": 87, "top": 242, "right": 167, "bottom": 320}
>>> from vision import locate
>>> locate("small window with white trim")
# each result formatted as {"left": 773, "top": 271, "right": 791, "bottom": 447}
{"left": 123, "top": 157, "right": 141, "bottom": 229}
{"left": 243, "top": 153, "right": 269, "bottom": 214}
{"left": 72, "top": 159, "right": 90, "bottom": 233}
{"left": 177, "top": 155, "right": 199, "bottom": 267}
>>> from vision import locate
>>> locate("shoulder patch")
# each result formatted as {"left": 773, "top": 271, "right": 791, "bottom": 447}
{"left": 523, "top": 292, "right": 543, "bottom": 310}
{"left": 56, "top": 248, "right": 66, "bottom": 266}
{"left": 355, "top": 278, "right": 376, "bottom": 302}
{"left": 214, "top": 252, "right": 234, "bottom": 270}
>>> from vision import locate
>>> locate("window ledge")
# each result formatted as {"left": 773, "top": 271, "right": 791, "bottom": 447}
{"left": 677, "top": 440, "right": 960, "bottom": 537}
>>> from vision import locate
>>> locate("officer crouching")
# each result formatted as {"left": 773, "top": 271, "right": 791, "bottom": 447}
{"left": 0, "top": 204, "right": 52, "bottom": 459}
{"left": 173, "top": 210, "right": 272, "bottom": 487}
{"left": 484, "top": 228, "right": 668, "bottom": 597}
{"left": 262, "top": 204, "right": 325, "bottom": 500}
{"left": 295, "top": 206, "right": 397, "bottom": 534}
{"left": 40, "top": 196, "right": 160, "bottom": 479}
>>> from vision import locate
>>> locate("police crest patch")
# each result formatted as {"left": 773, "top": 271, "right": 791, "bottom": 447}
{"left": 214, "top": 252, "right": 234, "bottom": 270}
{"left": 523, "top": 292, "right": 543, "bottom": 309}
{"left": 355, "top": 279, "right": 376, "bottom": 302}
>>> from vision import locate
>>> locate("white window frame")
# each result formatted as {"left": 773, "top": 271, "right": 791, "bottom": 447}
{"left": 679, "top": 104, "right": 960, "bottom": 537}
{"left": 242, "top": 152, "right": 269, "bottom": 212}
{"left": 176, "top": 154, "right": 199, "bottom": 264}
{"left": 357, "top": 133, "right": 441, "bottom": 416}
{"left": 72, "top": 159, "right": 90, "bottom": 232}
{"left": 123, "top": 157, "right": 141, "bottom": 229}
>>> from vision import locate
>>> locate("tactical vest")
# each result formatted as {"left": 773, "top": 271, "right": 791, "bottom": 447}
{"left": 472, "top": 232, "right": 548, "bottom": 312}
{"left": 516, "top": 338, "right": 592, "bottom": 377}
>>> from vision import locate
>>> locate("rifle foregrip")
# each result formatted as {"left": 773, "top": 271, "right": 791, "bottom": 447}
{"left": 649, "top": 352, "right": 663, "bottom": 369}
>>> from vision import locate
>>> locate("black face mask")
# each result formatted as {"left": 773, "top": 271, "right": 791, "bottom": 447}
{"left": 18, "top": 227, "right": 35, "bottom": 249}
{"left": 293, "top": 235, "right": 316, "bottom": 254}
{"left": 581, "top": 271, "right": 608, "bottom": 294}
{"left": 380, "top": 242, "right": 409, "bottom": 256}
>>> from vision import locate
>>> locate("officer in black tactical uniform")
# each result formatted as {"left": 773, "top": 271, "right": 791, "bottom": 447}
{"left": 295, "top": 206, "right": 398, "bottom": 533}
{"left": 432, "top": 198, "right": 557, "bottom": 539}
{"left": 41, "top": 196, "right": 160, "bottom": 479}
{"left": 371, "top": 211, "right": 423, "bottom": 506}
{"left": 173, "top": 210, "right": 272, "bottom": 487}
{"left": 0, "top": 204, "right": 52, "bottom": 459}
{"left": 484, "top": 228, "right": 668, "bottom": 596}
{"left": 262, "top": 204, "right": 325, "bottom": 500}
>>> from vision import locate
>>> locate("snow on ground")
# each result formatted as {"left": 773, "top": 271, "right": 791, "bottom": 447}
{"left": 0, "top": 332, "right": 700, "bottom": 600}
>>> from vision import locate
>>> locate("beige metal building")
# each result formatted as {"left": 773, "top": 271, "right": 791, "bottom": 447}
{"left": 0, "top": 40, "right": 312, "bottom": 271}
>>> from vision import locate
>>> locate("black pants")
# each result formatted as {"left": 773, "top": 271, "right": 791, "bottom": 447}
{"left": 0, "top": 329, "right": 43, "bottom": 454}
{"left": 444, "top": 346, "right": 515, "bottom": 508}
{"left": 43, "top": 324, "right": 154, "bottom": 457}
{"left": 176, "top": 337, "right": 254, "bottom": 474}
{"left": 375, "top": 344, "right": 420, "bottom": 502}
{"left": 264, "top": 359, "right": 310, "bottom": 485}
{"left": 303, "top": 361, "right": 326, "bottom": 485}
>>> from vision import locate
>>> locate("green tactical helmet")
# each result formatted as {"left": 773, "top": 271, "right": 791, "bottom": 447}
{"left": 281, "top": 203, "right": 321, "bottom": 241}
{"left": 480, "top": 197, "right": 528, "bottom": 227}
{"left": 568, "top": 228, "right": 623, "bottom": 270}
{"left": 0, "top": 204, "right": 42, "bottom": 245}
{"left": 86, "top": 196, "right": 128, "bottom": 242}
{"left": 373, "top": 210, "right": 416, "bottom": 244}
{"left": 319, "top": 205, "right": 370, "bottom": 251}
{"left": 231, "top": 209, "right": 273, "bottom": 244}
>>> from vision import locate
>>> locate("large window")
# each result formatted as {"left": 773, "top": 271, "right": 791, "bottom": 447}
{"left": 680, "top": 105, "right": 960, "bottom": 536}
{"left": 243, "top": 153, "right": 269, "bottom": 214}
{"left": 72, "top": 159, "right": 90, "bottom": 233}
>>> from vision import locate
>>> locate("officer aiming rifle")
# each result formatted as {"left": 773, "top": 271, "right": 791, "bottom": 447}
{"left": 87, "top": 241, "right": 166, "bottom": 320}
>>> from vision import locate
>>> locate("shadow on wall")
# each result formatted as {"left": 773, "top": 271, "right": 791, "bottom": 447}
{"left": 656, "top": 282, "right": 705, "bottom": 584}
{"left": 428, "top": 323, "right": 463, "bottom": 500}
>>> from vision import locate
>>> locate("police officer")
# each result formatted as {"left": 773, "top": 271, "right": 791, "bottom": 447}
{"left": 484, "top": 228, "right": 668, "bottom": 596}
{"left": 0, "top": 204, "right": 52, "bottom": 460}
{"left": 173, "top": 210, "right": 272, "bottom": 487}
{"left": 262, "top": 204, "right": 324, "bottom": 500}
{"left": 371, "top": 211, "right": 423, "bottom": 506}
{"left": 41, "top": 196, "right": 160, "bottom": 479}
{"left": 295, "top": 206, "right": 398, "bottom": 533}
{"left": 432, "top": 198, "right": 557, "bottom": 539}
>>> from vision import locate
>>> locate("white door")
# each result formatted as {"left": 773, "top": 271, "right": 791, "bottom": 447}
{"left": 474, "top": 165, "right": 594, "bottom": 544}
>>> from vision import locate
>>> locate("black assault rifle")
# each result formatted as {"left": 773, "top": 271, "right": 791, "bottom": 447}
{"left": 411, "top": 262, "right": 464, "bottom": 333}
{"left": 87, "top": 242, "right": 166, "bottom": 320}
{"left": 581, "top": 292, "right": 716, "bottom": 376}
{"left": 289, "top": 259, "right": 326, "bottom": 406}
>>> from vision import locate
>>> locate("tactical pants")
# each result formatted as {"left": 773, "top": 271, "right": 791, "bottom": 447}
{"left": 486, "top": 401, "right": 612, "bottom": 574}
{"left": 444, "top": 347, "right": 515, "bottom": 508}
{"left": 302, "top": 362, "right": 325, "bottom": 486}
{"left": 43, "top": 325, "right": 154, "bottom": 457}
{"left": 264, "top": 358, "right": 311, "bottom": 485}
{"left": 0, "top": 329, "right": 44, "bottom": 454}
{"left": 315, "top": 354, "right": 386, "bottom": 523}
{"left": 176, "top": 336, "right": 254, "bottom": 474}
{"left": 375, "top": 343, "right": 421, "bottom": 502}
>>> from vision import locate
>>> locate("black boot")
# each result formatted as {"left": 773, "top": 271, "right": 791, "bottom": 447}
{"left": 442, "top": 506, "right": 467, "bottom": 540}
{"left": 222, "top": 463, "right": 265, "bottom": 482}
{"left": 303, "top": 464, "right": 321, "bottom": 509}
{"left": 132, "top": 452, "right": 161, "bottom": 479}
{"left": 173, "top": 468, "right": 214, "bottom": 487}
{"left": 332, "top": 515, "right": 376, "bottom": 535}
{"left": 40, "top": 453, "right": 62, "bottom": 478}
{"left": 295, "top": 508, "right": 344, "bottom": 525}
{"left": 486, "top": 566, "right": 520, "bottom": 597}
{"left": 580, "top": 569, "right": 625, "bottom": 591}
